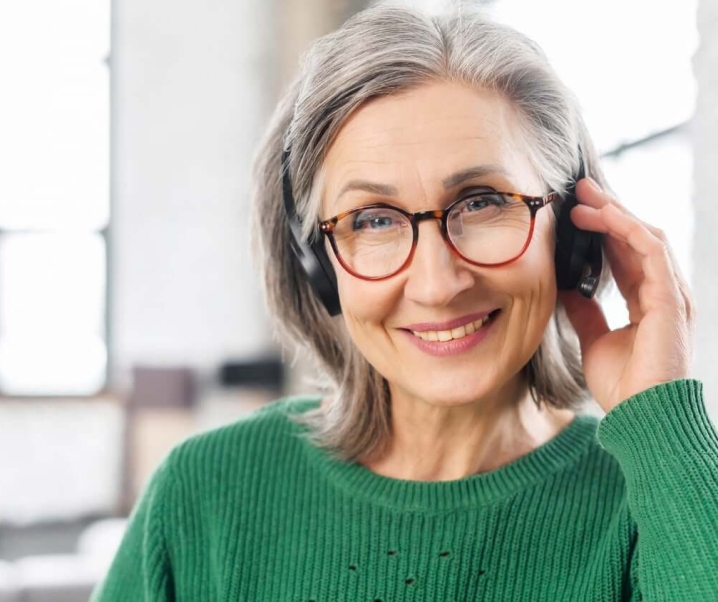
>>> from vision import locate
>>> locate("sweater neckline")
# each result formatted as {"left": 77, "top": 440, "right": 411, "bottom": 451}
{"left": 285, "top": 398, "right": 599, "bottom": 512}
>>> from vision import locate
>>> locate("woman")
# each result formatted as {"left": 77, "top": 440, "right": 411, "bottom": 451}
{"left": 93, "top": 5, "right": 717, "bottom": 601}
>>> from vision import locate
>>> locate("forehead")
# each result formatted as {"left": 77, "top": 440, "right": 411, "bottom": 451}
{"left": 322, "top": 81, "right": 528, "bottom": 204}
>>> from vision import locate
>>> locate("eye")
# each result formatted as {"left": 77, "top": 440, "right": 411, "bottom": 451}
{"left": 463, "top": 193, "right": 507, "bottom": 212}
{"left": 352, "top": 209, "right": 401, "bottom": 231}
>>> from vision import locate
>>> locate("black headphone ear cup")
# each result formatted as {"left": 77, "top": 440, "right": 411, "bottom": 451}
{"left": 555, "top": 196, "right": 587, "bottom": 291}
{"left": 281, "top": 149, "right": 342, "bottom": 316}
{"left": 554, "top": 147, "right": 603, "bottom": 299}
{"left": 579, "top": 232, "right": 603, "bottom": 298}
{"left": 554, "top": 194, "right": 603, "bottom": 299}
{"left": 284, "top": 214, "right": 341, "bottom": 316}
{"left": 308, "top": 236, "right": 341, "bottom": 315}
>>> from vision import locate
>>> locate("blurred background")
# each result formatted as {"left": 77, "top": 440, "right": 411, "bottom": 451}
{"left": 0, "top": 0, "right": 715, "bottom": 599}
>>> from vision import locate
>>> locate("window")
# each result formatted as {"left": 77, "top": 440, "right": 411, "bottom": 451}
{"left": 0, "top": 2, "right": 110, "bottom": 395}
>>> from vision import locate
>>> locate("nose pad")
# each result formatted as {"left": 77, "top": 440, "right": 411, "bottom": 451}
{"left": 403, "top": 220, "right": 474, "bottom": 306}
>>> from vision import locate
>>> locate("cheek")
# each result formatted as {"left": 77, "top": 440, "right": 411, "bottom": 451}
{"left": 487, "top": 217, "right": 557, "bottom": 335}
{"left": 331, "top": 256, "right": 401, "bottom": 337}
{"left": 509, "top": 219, "right": 558, "bottom": 330}
{"left": 492, "top": 216, "right": 557, "bottom": 294}
{"left": 521, "top": 211, "right": 557, "bottom": 287}
{"left": 337, "top": 274, "right": 398, "bottom": 325}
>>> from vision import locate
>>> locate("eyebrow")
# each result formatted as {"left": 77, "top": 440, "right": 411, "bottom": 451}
{"left": 335, "top": 164, "right": 510, "bottom": 206}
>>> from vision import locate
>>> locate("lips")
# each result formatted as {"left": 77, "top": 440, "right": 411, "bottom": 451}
{"left": 400, "top": 309, "right": 501, "bottom": 356}
{"left": 409, "top": 311, "right": 495, "bottom": 342}
{"left": 403, "top": 309, "right": 500, "bottom": 333}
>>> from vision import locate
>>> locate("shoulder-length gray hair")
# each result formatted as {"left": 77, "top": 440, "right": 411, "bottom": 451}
{"left": 250, "top": 3, "right": 614, "bottom": 463}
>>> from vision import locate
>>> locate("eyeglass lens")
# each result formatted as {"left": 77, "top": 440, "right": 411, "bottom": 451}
{"left": 331, "top": 193, "right": 532, "bottom": 278}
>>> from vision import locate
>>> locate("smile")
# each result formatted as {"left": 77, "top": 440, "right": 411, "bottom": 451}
{"left": 400, "top": 309, "right": 501, "bottom": 357}
{"left": 411, "top": 313, "right": 493, "bottom": 342}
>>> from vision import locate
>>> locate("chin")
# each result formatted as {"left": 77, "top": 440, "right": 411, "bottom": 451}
{"left": 400, "top": 375, "right": 499, "bottom": 407}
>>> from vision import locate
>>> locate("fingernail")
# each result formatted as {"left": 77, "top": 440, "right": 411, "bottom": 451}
{"left": 586, "top": 177, "right": 602, "bottom": 192}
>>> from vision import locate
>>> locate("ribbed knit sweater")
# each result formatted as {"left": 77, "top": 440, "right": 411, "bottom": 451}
{"left": 91, "top": 379, "right": 718, "bottom": 601}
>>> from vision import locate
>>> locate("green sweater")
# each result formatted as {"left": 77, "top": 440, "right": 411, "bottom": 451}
{"left": 91, "top": 379, "right": 718, "bottom": 601}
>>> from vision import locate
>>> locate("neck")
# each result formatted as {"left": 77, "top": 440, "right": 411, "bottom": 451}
{"left": 362, "top": 377, "right": 575, "bottom": 482}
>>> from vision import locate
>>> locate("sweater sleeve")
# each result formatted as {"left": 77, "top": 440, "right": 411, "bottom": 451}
{"left": 89, "top": 453, "right": 177, "bottom": 602}
{"left": 596, "top": 379, "right": 718, "bottom": 601}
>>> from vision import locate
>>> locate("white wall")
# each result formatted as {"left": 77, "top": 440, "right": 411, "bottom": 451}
{"left": 110, "top": 0, "right": 279, "bottom": 391}
{"left": 692, "top": 0, "right": 718, "bottom": 413}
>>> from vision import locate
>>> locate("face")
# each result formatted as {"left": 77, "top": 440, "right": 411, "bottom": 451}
{"left": 320, "top": 81, "right": 557, "bottom": 410}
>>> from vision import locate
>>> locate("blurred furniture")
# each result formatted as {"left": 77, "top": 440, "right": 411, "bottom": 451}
{"left": 0, "top": 518, "right": 126, "bottom": 602}
{"left": 0, "top": 397, "right": 124, "bottom": 525}
{"left": 0, "top": 357, "right": 285, "bottom": 601}
{"left": 125, "top": 359, "right": 283, "bottom": 505}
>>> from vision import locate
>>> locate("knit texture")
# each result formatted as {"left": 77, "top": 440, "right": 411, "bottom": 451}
{"left": 91, "top": 379, "right": 718, "bottom": 601}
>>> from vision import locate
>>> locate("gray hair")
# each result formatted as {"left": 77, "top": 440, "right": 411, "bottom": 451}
{"left": 250, "top": 3, "right": 614, "bottom": 463}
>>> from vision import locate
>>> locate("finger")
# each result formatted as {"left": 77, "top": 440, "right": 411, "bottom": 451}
{"left": 570, "top": 204, "right": 641, "bottom": 273}
{"left": 576, "top": 179, "right": 649, "bottom": 227}
{"left": 576, "top": 178, "right": 666, "bottom": 243}
{"left": 570, "top": 204, "right": 645, "bottom": 306}
{"left": 574, "top": 178, "right": 690, "bottom": 316}
{"left": 600, "top": 203, "right": 680, "bottom": 301}
{"left": 571, "top": 200, "right": 689, "bottom": 306}
{"left": 574, "top": 178, "right": 618, "bottom": 211}
{"left": 558, "top": 290, "right": 610, "bottom": 355}
{"left": 569, "top": 203, "right": 611, "bottom": 234}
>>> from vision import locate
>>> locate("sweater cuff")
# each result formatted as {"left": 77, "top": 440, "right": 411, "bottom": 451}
{"left": 596, "top": 379, "right": 718, "bottom": 469}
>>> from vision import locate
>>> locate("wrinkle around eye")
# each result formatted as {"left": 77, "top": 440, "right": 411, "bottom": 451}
{"left": 334, "top": 195, "right": 401, "bottom": 216}
{"left": 333, "top": 181, "right": 516, "bottom": 217}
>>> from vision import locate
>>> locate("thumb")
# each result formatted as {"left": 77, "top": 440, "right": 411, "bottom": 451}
{"left": 558, "top": 290, "right": 610, "bottom": 356}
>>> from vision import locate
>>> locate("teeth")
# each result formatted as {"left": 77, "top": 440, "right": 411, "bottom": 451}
{"left": 451, "top": 325, "right": 466, "bottom": 339}
{"left": 438, "top": 330, "right": 452, "bottom": 342}
{"left": 412, "top": 313, "right": 494, "bottom": 342}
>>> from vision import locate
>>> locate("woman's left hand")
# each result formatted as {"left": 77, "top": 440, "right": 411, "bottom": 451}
{"left": 557, "top": 177, "right": 696, "bottom": 414}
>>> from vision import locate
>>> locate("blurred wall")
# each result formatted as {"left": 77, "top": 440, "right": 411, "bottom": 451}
{"left": 693, "top": 0, "right": 718, "bottom": 406}
{"left": 109, "top": 0, "right": 367, "bottom": 395}
{"left": 110, "top": 0, "right": 279, "bottom": 392}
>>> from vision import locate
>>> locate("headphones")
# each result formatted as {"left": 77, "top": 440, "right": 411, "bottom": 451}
{"left": 282, "top": 148, "right": 342, "bottom": 315}
{"left": 281, "top": 146, "right": 603, "bottom": 317}
{"left": 554, "top": 149, "right": 603, "bottom": 299}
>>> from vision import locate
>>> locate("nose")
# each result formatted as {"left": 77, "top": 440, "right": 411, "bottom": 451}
{"left": 403, "top": 219, "right": 475, "bottom": 307}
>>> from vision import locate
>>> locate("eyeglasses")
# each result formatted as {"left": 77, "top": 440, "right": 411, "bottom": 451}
{"left": 318, "top": 190, "right": 558, "bottom": 280}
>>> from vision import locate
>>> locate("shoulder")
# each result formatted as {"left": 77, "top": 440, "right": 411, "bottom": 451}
{"left": 565, "top": 414, "right": 629, "bottom": 507}
{"left": 162, "top": 395, "right": 322, "bottom": 492}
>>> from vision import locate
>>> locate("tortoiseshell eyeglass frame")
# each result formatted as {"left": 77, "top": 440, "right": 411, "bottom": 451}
{"left": 317, "top": 191, "right": 559, "bottom": 281}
